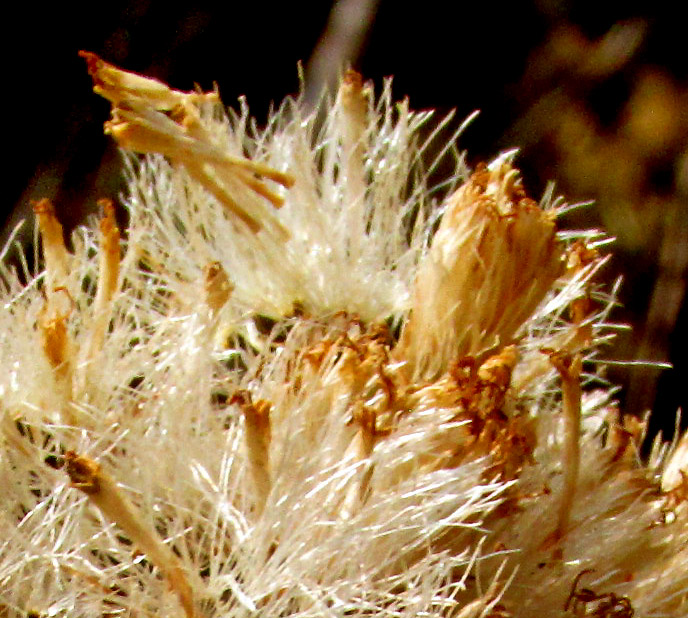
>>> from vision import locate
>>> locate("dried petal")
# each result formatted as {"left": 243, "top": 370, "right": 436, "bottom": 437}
{"left": 397, "top": 154, "right": 563, "bottom": 378}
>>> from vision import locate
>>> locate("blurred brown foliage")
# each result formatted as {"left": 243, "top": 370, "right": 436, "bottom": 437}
{"left": 507, "top": 18, "right": 688, "bottom": 433}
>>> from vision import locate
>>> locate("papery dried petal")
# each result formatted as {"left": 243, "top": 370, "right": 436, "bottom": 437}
{"left": 397, "top": 154, "right": 563, "bottom": 378}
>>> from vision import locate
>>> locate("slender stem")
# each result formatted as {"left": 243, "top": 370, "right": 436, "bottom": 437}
{"left": 86, "top": 199, "right": 120, "bottom": 363}
{"left": 549, "top": 351, "right": 583, "bottom": 543}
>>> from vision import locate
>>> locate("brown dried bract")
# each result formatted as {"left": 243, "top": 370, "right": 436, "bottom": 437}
{"left": 448, "top": 347, "right": 517, "bottom": 435}
{"left": 422, "top": 347, "right": 537, "bottom": 481}
{"left": 65, "top": 451, "right": 101, "bottom": 495}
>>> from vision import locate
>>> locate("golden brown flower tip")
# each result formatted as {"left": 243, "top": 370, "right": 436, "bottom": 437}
{"left": 97, "top": 198, "right": 120, "bottom": 301}
{"left": 79, "top": 50, "right": 217, "bottom": 109}
{"left": 341, "top": 68, "right": 363, "bottom": 89}
{"left": 338, "top": 69, "right": 368, "bottom": 120}
{"left": 476, "top": 345, "right": 519, "bottom": 387}
{"left": 397, "top": 156, "right": 563, "bottom": 379}
{"left": 232, "top": 391, "right": 272, "bottom": 517}
{"left": 203, "top": 261, "right": 233, "bottom": 313}
{"left": 65, "top": 450, "right": 101, "bottom": 494}
{"left": 80, "top": 199, "right": 121, "bottom": 371}
{"left": 566, "top": 240, "right": 599, "bottom": 272}
{"left": 40, "top": 302, "right": 69, "bottom": 371}
{"left": 33, "top": 198, "right": 70, "bottom": 296}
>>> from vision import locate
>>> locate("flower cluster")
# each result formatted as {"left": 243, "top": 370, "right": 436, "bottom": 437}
{"left": 1, "top": 54, "right": 687, "bottom": 617}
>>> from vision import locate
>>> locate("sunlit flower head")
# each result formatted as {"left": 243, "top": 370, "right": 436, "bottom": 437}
{"left": 1, "top": 54, "right": 687, "bottom": 618}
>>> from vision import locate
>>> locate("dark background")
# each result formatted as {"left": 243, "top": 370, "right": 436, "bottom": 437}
{"left": 4, "top": 0, "right": 687, "bottom": 441}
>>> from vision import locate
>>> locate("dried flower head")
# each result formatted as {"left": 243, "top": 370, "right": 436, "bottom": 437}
{"left": 1, "top": 55, "right": 687, "bottom": 618}
{"left": 397, "top": 155, "right": 563, "bottom": 379}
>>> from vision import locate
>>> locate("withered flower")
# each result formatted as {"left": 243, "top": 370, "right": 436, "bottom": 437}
{"left": 0, "top": 58, "right": 686, "bottom": 618}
